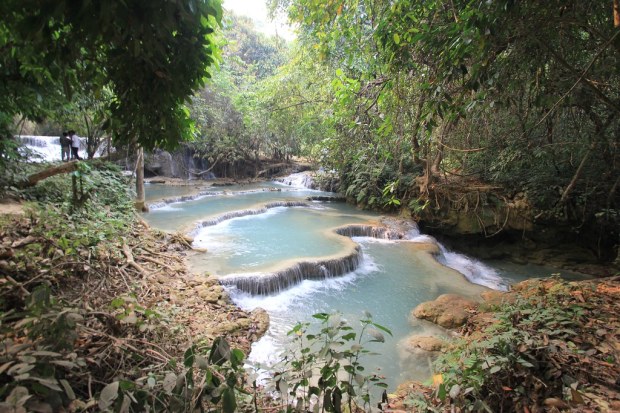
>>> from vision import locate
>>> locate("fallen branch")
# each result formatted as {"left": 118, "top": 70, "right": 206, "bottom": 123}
{"left": 137, "top": 255, "right": 179, "bottom": 273}
{"left": 122, "top": 242, "right": 149, "bottom": 277}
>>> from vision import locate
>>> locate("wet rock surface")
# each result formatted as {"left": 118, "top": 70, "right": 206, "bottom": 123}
{"left": 412, "top": 294, "right": 479, "bottom": 329}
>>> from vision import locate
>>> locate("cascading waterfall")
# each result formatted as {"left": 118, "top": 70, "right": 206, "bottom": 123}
{"left": 17, "top": 135, "right": 103, "bottom": 163}
{"left": 335, "top": 224, "right": 403, "bottom": 240}
{"left": 212, "top": 223, "right": 415, "bottom": 294}
{"left": 404, "top": 226, "right": 509, "bottom": 291}
{"left": 219, "top": 246, "right": 362, "bottom": 295}
{"left": 190, "top": 201, "right": 310, "bottom": 233}
{"left": 17, "top": 135, "right": 62, "bottom": 162}
{"left": 275, "top": 171, "right": 315, "bottom": 188}
{"left": 307, "top": 196, "right": 347, "bottom": 202}
{"left": 142, "top": 178, "right": 538, "bottom": 392}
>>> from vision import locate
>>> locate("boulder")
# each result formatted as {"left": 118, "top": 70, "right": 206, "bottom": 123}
{"left": 480, "top": 290, "right": 509, "bottom": 306}
{"left": 145, "top": 149, "right": 175, "bottom": 177}
{"left": 403, "top": 336, "right": 447, "bottom": 353}
{"left": 251, "top": 308, "right": 270, "bottom": 338}
{"left": 412, "top": 294, "right": 478, "bottom": 329}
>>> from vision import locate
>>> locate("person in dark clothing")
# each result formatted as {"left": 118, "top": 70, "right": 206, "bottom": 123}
{"left": 60, "top": 131, "right": 71, "bottom": 161}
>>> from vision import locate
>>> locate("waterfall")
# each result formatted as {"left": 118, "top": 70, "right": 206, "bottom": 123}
{"left": 404, "top": 228, "right": 509, "bottom": 291}
{"left": 17, "top": 135, "right": 62, "bottom": 162}
{"left": 17, "top": 135, "right": 102, "bottom": 163}
{"left": 275, "top": 171, "right": 315, "bottom": 189}
{"left": 190, "top": 201, "right": 310, "bottom": 233}
{"left": 335, "top": 224, "right": 403, "bottom": 240}
{"left": 307, "top": 196, "right": 346, "bottom": 202}
{"left": 216, "top": 224, "right": 408, "bottom": 295}
{"left": 219, "top": 246, "right": 362, "bottom": 295}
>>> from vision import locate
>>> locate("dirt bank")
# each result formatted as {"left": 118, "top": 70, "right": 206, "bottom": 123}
{"left": 0, "top": 207, "right": 268, "bottom": 410}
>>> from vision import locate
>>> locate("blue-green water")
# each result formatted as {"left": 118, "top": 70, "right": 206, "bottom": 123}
{"left": 144, "top": 182, "right": 205, "bottom": 202}
{"left": 189, "top": 206, "right": 372, "bottom": 274}
{"left": 145, "top": 183, "right": 338, "bottom": 232}
{"left": 142, "top": 180, "right": 581, "bottom": 396}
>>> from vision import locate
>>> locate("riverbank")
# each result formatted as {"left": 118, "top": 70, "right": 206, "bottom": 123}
{"left": 0, "top": 170, "right": 269, "bottom": 411}
{"left": 387, "top": 276, "right": 620, "bottom": 412}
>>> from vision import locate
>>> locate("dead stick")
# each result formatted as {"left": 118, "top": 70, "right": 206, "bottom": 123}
{"left": 137, "top": 255, "right": 179, "bottom": 272}
{"left": 122, "top": 243, "right": 148, "bottom": 277}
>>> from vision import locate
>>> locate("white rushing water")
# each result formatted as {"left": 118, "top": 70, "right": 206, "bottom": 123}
{"left": 405, "top": 228, "right": 509, "bottom": 291}
{"left": 17, "top": 135, "right": 101, "bottom": 162}
{"left": 17, "top": 136, "right": 63, "bottom": 162}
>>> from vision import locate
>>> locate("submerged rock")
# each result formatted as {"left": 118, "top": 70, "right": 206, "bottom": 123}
{"left": 412, "top": 294, "right": 479, "bottom": 328}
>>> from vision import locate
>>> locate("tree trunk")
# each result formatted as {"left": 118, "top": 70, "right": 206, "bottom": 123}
{"left": 19, "top": 161, "right": 79, "bottom": 188}
{"left": 559, "top": 145, "right": 593, "bottom": 204}
{"left": 134, "top": 146, "right": 148, "bottom": 212}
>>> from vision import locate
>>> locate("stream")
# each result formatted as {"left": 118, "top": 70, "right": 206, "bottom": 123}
{"left": 142, "top": 175, "right": 588, "bottom": 393}
{"left": 13, "top": 136, "right": 594, "bottom": 399}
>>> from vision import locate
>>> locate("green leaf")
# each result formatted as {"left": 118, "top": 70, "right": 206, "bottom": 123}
{"left": 209, "top": 337, "right": 231, "bottom": 366}
{"left": 222, "top": 387, "right": 236, "bottom": 413}
{"left": 393, "top": 33, "right": 401, "bottom": 45}
{"left": 230, "top": 348, "right": 245, "bottom": 368}
{"left": 184, "top": 346, "right": 196, "bottom": 368}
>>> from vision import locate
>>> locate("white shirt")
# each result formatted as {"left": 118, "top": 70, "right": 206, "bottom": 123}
{"left": 71, "top": 134, "right": 81, "bottom": 148}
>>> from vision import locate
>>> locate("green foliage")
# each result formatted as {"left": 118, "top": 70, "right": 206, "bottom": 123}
{"left": 266, "top": 0, "right": 619, "bottom": 251}
{"left": 0, "top": 285, "right": 87, "bottom": 412}
{"left": 18, "top": 164, "right": 135, "bottom": 259}
{"left": 0, "top": 0, "right": 223, "bottom": 155}
{"left": 0, "top": 284, "right": 247, "bottom": 412}
{"left": 187, "top": 12, "right": 292, "bottom": 177}
{"left": 94, "top": 338, "right": 246, "bottom": 412}
{"left": 412, "top": 279, "right": 591, "bottom": 412}
{"left": 266, "top": 311, "right": 392, "bottom": 412}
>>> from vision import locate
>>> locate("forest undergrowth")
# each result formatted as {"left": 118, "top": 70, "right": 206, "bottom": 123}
{"left": 0, "top": 164, "right": 266, "bottom": 412}
{"left": 390, "top": 277, "right": 620, "bottom": 413}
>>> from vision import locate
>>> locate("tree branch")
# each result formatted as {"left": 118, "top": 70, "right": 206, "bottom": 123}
{"left": 535, "top": 30, "right": 620, "bottom": 118}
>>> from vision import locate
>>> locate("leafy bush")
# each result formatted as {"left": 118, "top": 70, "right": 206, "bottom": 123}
{"left": 409, "top": 279, "right": 602, "bottom": 412}
{"left": 264, "top": 312, "right": 392, "bottom": 412}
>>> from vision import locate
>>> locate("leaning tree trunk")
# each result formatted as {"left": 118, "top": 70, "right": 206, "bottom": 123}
{"left": 134, "top": 146, "right": 148, "bottom": 212}
{"left": 18, "top": 161, "right": 79, "bottom": 188}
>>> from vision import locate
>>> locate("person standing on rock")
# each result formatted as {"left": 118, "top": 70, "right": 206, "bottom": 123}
{"left": 60, "top": 131, "right": 71, "bottom": 161}
{"left": 69, "top": 130, "right": 82, "bottom": 160}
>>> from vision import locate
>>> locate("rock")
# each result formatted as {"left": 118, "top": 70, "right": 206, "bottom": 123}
{"left": 412, "top": 294, "right": 478, "bottom": 329}
{"left": 235, "top": 318, "right": 252, "bottom": 329}
{"left": 144, "top": 150, "right": 175, "bottom": 177}
{"left": 197, "top": 284, "right": 223, "bottom": 302}
{"left": 251, "top": 308, "right": 270, "bottom": 337}
{"left": 480, "top": 290, "right": 508, "bottom": 306}
{"left": 202, "top": 276, "right": 219, "bottom": 287}
{"left": 403, "top": 336, "right": 447, "bottom": 353}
